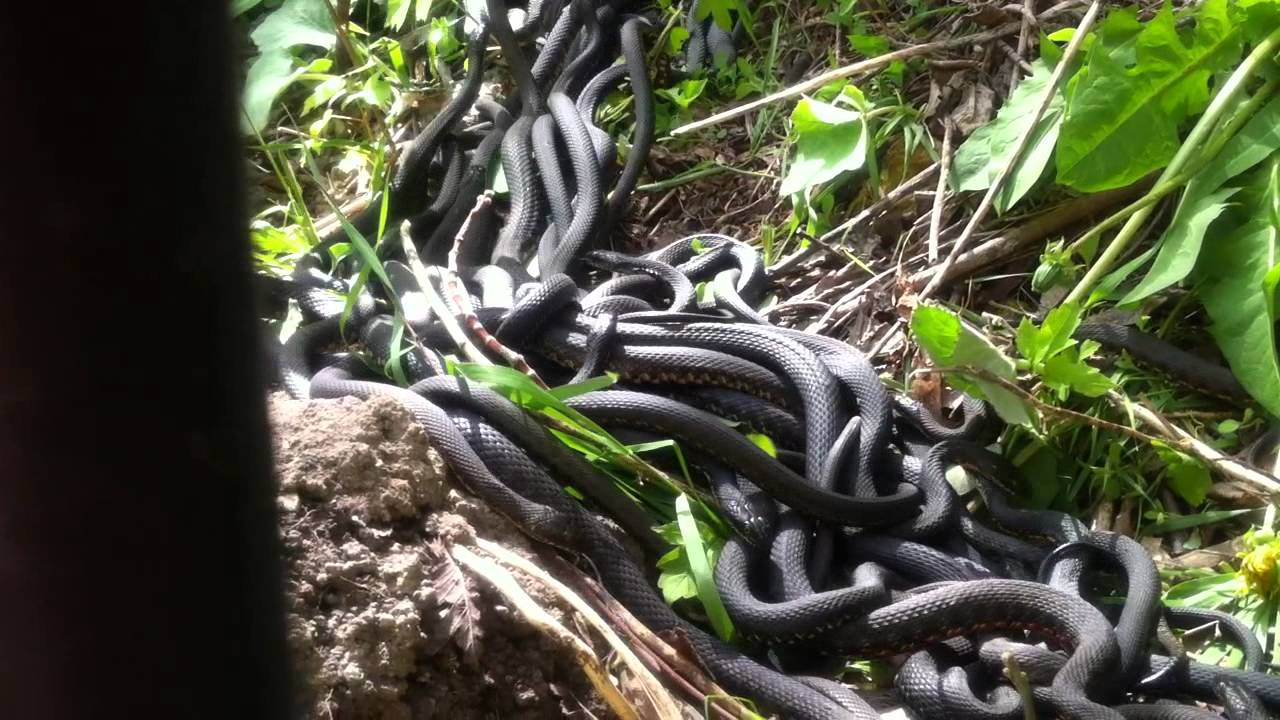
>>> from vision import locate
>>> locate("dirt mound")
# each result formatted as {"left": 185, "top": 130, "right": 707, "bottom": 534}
{"left": 269, "top": 393, "right": 607, "bottom": 720}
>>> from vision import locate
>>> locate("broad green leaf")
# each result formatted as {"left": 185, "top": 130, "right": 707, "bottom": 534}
{"left": 1056, "top": 1, "right": 1241, "bottom": 192}
{"left": 1239, "top": 0, "right": 1280, "bottom": 43}
{"left": 1041, "top": 349, "right": 1114, "bottom": 399}
{"left": 250, "top": 0, "right": 336, "bottom": 52}
{"left": 848, "top": 33, "right": 889, "bottom": 57}
{"left": 951, "top": 59, "right": 1065, "bottom": 213}
{"left": 1014, "top": 302, "right": 1083, "bottom": 366}
{"left": 911, "top": 305, "right": 1035, "bottom": 427}
{"left": 242, "top": 50, "right": 304, "bottom": 133}
{"left": 780, "top": 97, "right": 867, "bottom": 196}
{"left": 1197, "top": 165, "right": 1280, "bottom": 417}
{"left": 656, "top": 563, "right": 698, "bottom": 603}
{"left": 1156, "top": 447, "right": 1212, "bottom": 506}
{"left": 1120, "top": 186, "right": 1240, "bottom": 304}
{"left": 1089, "top": 244, "right": 1158, "bottom": 305}
{"left": 668, "top": 26, "right": 690, "bottom": 56}
{"left": 1124, "top": 94, "right": 1280, "bottom": 302}
{"left": 1264, "top": 261, "right": 1280, "bottom": 319}
{"left": 1194, "top": 94, "right": 1280, "bottom": 196}
{"left": 1164, "top": 570, "right": 1244, "bottom": 607}
{"left": 910, "top": 304, "right": 959, "bottom": 358}
{"left": 387, "top": 0, "right": 412, "bottom": 30}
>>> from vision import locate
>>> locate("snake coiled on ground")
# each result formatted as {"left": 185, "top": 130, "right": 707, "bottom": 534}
{"left": 266, "top": 3, "right": 1280, "bottom": 718}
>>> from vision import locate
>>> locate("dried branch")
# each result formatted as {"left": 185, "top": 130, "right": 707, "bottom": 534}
{"left": 771, "top": 163, "right": 939, "bottom": 275}
{"left": 917, "top": 0, "right": 1103, "bottom": 302}
{"left": 1106, "top": 393, "right": 1280, "bottom": 494}
{"left": 903, "top": 179, "right": 1152, "bottom": 290}
{"left": 451, "top": 544, "right": 642, "bottom": 720}
{"left": 671, "top": 1, "right": 1087, "bottom": 136}
{"left": 474, "top": 539, "right": 685, "bottom": 719}
{"left": 928, "top": 119, "right": 955, "bottom": 263}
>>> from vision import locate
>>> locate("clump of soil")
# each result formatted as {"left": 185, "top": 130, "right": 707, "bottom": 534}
{"left": 269, "top": 393, "right": 607, "bottom": 720}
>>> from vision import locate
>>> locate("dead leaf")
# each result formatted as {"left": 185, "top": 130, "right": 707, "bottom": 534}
{"left": 424, "top": 539, "right": 484, "bottom": 665}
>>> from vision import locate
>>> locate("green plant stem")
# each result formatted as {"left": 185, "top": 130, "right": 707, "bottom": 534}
{"left": 1064, "top": 26, "right": 1280, "bottom": 305}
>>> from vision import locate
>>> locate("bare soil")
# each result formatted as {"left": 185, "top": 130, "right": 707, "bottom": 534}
{"left": 268, "top": 393, "right": 609, "bottom": 720}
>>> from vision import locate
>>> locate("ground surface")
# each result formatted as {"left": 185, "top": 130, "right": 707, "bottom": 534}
{"left": 269, "top": 393, "right": 609, "bottom": 720}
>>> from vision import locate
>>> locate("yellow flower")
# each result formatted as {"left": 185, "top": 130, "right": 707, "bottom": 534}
{"left": 1240, "top": 541, "right": 1280, "bottom": 599}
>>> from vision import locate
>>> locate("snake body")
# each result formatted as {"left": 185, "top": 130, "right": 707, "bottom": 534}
{"left": 265, "top": 4, "right": 1280, "bottom": 718}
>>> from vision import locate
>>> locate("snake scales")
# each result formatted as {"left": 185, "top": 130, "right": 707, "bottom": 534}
{"left": 264, "top": 2, "right": 1280, "bottom": 718}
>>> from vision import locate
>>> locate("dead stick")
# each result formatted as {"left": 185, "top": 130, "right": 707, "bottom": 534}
{"left": 474, "top": 539, "right": 683, "bottom": 718}
{"left": 918, "top": 0, "right": 1102, "bottom": 302}
{"left": 451, "top": 545, "right": 641, "bottom": 720}
{"left": 1107, "top": 393, "right": 1280, "bottom": 494}
{"left": 550, "top": 556, "right": 757, "bottom": 719}
{"left": 904, "top": 178, "right": 1152, "bottom": 290}
{"left": 933, "top": 366, "right": 1280, "bottom": 493}
{"left": 770, "top": 163, "right": 938, "bottom": 274}
{"left": 927, "top": 119, "right": 955, "bottom": 263}
{"left": 671, "top": 0, "right": 1086, "bottom": 136}
{"left": 1010, "top": 0, "right": 1036, "bottom": 93}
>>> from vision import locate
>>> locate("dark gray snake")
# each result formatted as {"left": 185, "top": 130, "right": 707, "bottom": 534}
{"left": 262, "top": 3, "right": 1280, "bottom": 718}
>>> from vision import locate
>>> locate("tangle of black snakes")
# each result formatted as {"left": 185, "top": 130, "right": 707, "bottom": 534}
{"left": 262, "top": 2, "right": 1280, "bottom": 718}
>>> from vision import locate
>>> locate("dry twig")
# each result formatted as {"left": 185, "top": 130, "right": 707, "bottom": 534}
{"left": 671, "top": 1, "right": 1087, "bottom": 135}
{"left": 927, "top": 119, "right": 955, "bottom": 263}
{"left": 1107, "top": 393, "right": 1280, "bottom": 494}
{"left": 451, "top": 544, "right": 642, "bottom": 720}
{"left": 917, "top": 0, "right": 1103, "bottom": 302}
{"left": 474, "top": 539, "right": 684, "bottom": 719}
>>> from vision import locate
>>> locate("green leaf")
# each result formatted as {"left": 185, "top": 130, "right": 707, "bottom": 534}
{"left": 1197, "top": 162, "right": 1280, "bottom": 417}
{"left": 951, "top": 59, "right": 1065, "bottom": 213}
{"left": 1156, "top": 447, "right": 1213, "bottom": 506}
{"left": 674, "top": 495, "right": 734, "bottom": 641}
{"left": 1239, "top": 0, "right": 1280, "bottom": 43}
{"left": 745, "top": 433, "right": 777, "bottom": 458}
{"left": 250, "top": 0, "right": 336, "bottom": 53}
{"left": 1264, "top": 261, "right": 1280, "bottom": 319}
{"left": 910, "top": 304, "right": 959, "bottom": 358}
{"left": 1090, "top": 244, "right": 1158, "bottom": 304}
{"left": 657, "top": 565, "right": 699, "bottom": 603}
{"left": 656, "top": 78, "right": 707, "bottom": 111}
{"left": 1164, "top": 569, "right": 1244, "bottom": 606}
{"left": 547, "top": 372, "right": 618, "bottom": 401}
{"left": 848, "top": 33, "right": 889, "bottom": 57}
{"left": 694, "top": 0, "right": 744, "bottom": 32}
{"left": 1015, "top": 302, "right": 1083, "bottom": 367}
{"left": 667, "top": 26, "right": 690, "bottom": 56}
{"left": 1055, "top": 1, "right": 1242, "bottom": 192}
{"left": 1120, "top": 91, "right": 1280, "bottom": 302}
{"left": 387, "top": 0, "right": 412, "bottom": 30}
{"left": 911, "top": 305, "right": 1036, "bottom": 427}
{"left": 1041, "top": 348, "right": 1114, "bottom": 399}
{"left": 1121, "top": 186, "right": 1240, "bottom": 304}
{"left": 242, "top": 50, "right": 305, "bottom": 133}
{"left": 1147, "top": 508, "right": 1253, "bottom": 535}
{"left": 780, "top": 97, "right": 868, "bottom": 196}
{"left": 1193, "top": 93, "right": 1280, "bottom": 196}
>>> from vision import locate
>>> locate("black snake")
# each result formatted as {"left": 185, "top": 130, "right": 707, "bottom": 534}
{"left": 264, "top": 2, "right": 1280, "bottom": 718}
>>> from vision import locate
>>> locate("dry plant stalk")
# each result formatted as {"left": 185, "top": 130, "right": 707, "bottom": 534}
{"left": 450, "top": 543, "right": 643, "bottom": 720}
{"left": 474, "top": 538, "right": 685, "bottom": 719}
